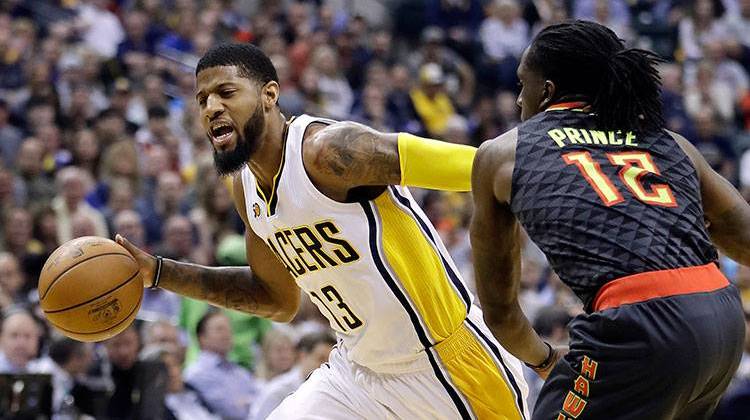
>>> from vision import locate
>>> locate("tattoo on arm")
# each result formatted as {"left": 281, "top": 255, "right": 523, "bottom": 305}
{"left": 159, "top": 260, "right": 274, "bottom": 316}
{"left": 314, "top": 123, "right": 400, "bottom": 186}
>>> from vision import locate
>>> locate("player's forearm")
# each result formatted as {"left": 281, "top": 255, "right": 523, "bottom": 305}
{"left": 471, "top": 223, "right": 549, "bottom": 365}
{"left": 158, "top": 259, "right": 286, "bottom": 320}
{"left": 708, "top": 202, "right": 750, "bottom": 266}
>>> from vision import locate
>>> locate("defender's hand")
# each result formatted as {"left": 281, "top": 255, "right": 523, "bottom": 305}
{"left": 116, "top": 234, "right": 157, "bottom": 288}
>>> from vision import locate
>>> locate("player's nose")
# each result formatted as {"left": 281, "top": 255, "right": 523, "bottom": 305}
{"left": 205, "top": 94, "right": 224, "bottom": 119}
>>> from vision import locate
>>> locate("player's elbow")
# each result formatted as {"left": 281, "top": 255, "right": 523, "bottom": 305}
{"left": 269, "top": 306, "right": 297, "bottom": 323}
{"left": 269, "top": 293, "right": 300, "bottom": 323}
{"left": 482, "top": 302, "right": 522, "bottom": 330}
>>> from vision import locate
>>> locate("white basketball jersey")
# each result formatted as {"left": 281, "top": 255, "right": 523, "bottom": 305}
{"left": 240, "top": 115, "right": 476, "bottom": 373}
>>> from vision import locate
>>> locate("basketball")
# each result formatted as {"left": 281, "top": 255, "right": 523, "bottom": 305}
{"left": 38, "top": 236, "right": 143, "bottom": 342}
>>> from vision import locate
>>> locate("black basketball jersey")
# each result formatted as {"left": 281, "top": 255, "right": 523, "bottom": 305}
{"left": 510, "top": 104, "right": 718, "bottom": 309}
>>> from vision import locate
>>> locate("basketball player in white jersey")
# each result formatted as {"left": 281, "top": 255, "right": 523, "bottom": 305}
{"left": 116, "top": 43, "right": 528, "bottom": 419}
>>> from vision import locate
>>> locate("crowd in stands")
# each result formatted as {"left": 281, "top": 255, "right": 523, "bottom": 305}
{"left": 1, "top": 0, "right": 749, "bottom": 418}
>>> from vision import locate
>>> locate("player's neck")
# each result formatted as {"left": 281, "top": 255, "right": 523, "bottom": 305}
{"left": 248, "top": 110, "right": 288, "bottom": 192}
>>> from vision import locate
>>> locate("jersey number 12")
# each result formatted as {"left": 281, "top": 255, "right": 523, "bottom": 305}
{"left": 562, "top": 151, "right": 677, "bottom": 207}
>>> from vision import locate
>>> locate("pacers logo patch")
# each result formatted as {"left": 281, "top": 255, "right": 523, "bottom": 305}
{"left": 253, "top": 203, "right": 261, "bottom": 218}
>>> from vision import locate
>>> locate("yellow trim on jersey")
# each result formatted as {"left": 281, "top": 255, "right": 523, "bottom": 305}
{"left": 374, "top": 191, "right": 465, "bottom": 341}
{"left": 256, "top": 116, "right": 295, "bottom": 216}
{"left": 435, "top": 324, "right": 523, "bottom": 419}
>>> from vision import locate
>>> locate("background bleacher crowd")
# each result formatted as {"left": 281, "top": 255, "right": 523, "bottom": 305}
{"left": 0, "top": 0, "right": 749, "bottom": 418}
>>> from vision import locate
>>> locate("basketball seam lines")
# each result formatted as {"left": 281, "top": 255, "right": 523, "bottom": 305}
{"left": 43, "top": 269, "right": 140, "bottom": 313}
{"left": 49, "top": 290, "right": 143, "bottom": 336}
{"left": 40, "top": 252, "right": 137, "bottom": 301}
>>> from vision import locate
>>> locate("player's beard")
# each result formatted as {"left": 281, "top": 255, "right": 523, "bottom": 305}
{"left": 213, "top": 104, "right": 265, "bottom": 176}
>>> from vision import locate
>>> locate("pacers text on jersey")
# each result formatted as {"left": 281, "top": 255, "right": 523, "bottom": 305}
{"left": 265, "top": 220, "right": 360, "bottom": 278}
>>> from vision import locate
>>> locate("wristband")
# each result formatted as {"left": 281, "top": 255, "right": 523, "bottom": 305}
{"left": 525, "top": 342, "right": 555, "bottom": 371}
{"left": 150, "top": 256, "right": 163, "bottom": 289}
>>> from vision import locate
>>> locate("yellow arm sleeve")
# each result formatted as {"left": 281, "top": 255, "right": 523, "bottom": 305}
{"left": 398, "top": 132, "right": 477, "bottom": 192}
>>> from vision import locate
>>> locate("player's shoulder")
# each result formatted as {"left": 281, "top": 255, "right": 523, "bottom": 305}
{"left": 302, "top": 120, "right": 380, "bottom": 173}
{"left": 475, "top": 128, "right": 519, "bottom": 171}
{"left": 664, "top": 129, "right": 706, "bottom": 177}
{"left": 473, "top": 128, "right": 518, "bottom": 203}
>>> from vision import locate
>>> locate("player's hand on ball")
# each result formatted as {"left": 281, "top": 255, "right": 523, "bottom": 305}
{"left": 115, "top": 234, "right": 157, "bottom": 288}
{"left": 536, "top": 345, "right": 568, "bottom": 380}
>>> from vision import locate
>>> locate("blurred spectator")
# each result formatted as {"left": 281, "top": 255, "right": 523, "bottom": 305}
{"left": 185, "top": 311, "right": 260, "bottom": 420}
{"left": 189, "top": 175, "right": 242, "bottom": 251}
{"left": 155, "top": 215, "right": 209, "bottom": 265}
{"left": 139, "top": 171, "right": 187, "bottom": 246}
{"left": 102, "top": 324, "right": 167, "bottom": 420}
{"left": 249, "top": 331, "right": 336, "bottom": 420}
{"left": 29, "top": 337, "right": 95, "bottom": 416}
{"left": 71, "top": 128, "right": 101, "bottom": 178}
{"left": 142, "top": 344, "right": 219, "bottom": 420}
{"left": 0, "top": 310, "right": 40, "bottom": 373}
{"left": 32, "top": 205, "right": 59, "bottom": 255}
{"left": 724, "top": 0, "right": 750, "bottom": 47}
{"left": 52, "top": 166, "right": 108, "bottom": 243}
{"left": 113, "top": 210, "right": 146, "bottom": 249}
{"left": 691, "top": 108, "right": 737, "bottom": 182}
{"left": 75, "top": 0, "right": 124, "bottom": 59}
{"left": 117, "top": 9, "right": 160, "bottom": 61}
{"left": 351, "top": 82, "right": 398, "bottom": 131}
{"left": 425, "top": 0, "right": 484, "bottom": 39}
{"left": 0, "top": 165, "right": 25, "bottom": 214}
{"left": 685, "top": 60, "right": 736, "bottom": 124}
{"left": 410, "top": 63, "right": 457, "bottom": 137}
{"left": 0, "top": 99, "right": 22, "bottom": 168}
{"left": 96, "top": 140, "right": 141, "bottom": 210}
{"left": 17, "top": 137, "right": 56, "bottom": 205}
{"left": 3, "top": 207, "right": 46, "bottom": 281}
{"left": 678, "top": 0, "right": 728, "bottom": 61}
{"left": 271, "top": 54, "right": 306, "bottom": 116}
{"left": 0, "top": 253, "right": 25, "bottom": 310}
{"left": 136, "top": 105, "right": 172, "bottom": 150}
{"left": 386, "top": 64, "right": 422, "bottom": 133}
{"left": 573, "top": 0, "right": 631, "bottom": 32}
{"left": 142, "top": 320, "right": 183, "bottom": 351}
{"left": 255, "top": 328, "right": 297, "bottom": 382}
{"left": 179, "top": 296, "right": 270, "bottom": 371}
{"left": 590, "top": 0, "right": 633, "bottom": 41}
{"left": 478, "top": 0, "right": 529, "bottom": 91}
{"left": 470, "top": 95, "right": 504, "bottom": 145}
{"left": 309, "top": 45, "right": 353, "bottom": 119}
{"left": 660, "top": 63, "right": 696, "bottom": 137}
{"left": 409, "top": 26, "right": 476, "bottom": 108}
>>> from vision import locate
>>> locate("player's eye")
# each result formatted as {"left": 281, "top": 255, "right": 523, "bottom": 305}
{"left": 220, "top": 90, "right": 235, "bottom": 98}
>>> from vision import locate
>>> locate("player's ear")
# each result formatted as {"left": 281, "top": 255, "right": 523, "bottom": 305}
{"left": 261, "top": 81, "right": 280, "bottom": 110}
{"left": 540, "top": 80, "right": 556, "bottom": 109}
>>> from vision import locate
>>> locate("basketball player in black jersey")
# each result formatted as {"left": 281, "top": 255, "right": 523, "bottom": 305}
{"left": 471, "top": 20, "right": 746, "bottom": 419}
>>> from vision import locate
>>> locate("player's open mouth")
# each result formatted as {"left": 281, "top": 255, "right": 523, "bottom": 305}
{"left": 210, "top": 122, "right": 235, "bottom": 147}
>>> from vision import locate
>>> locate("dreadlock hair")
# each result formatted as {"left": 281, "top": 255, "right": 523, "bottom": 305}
{"left": 196, "top": 43, "right": 279, "bottom": 86}
{"left": 525, "top": 20, "right": 665, "bottom": 132}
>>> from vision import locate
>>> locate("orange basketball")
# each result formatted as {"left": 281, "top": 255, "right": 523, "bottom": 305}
{"left": 39, "top": 236, "right": 143, "bottom": 342}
